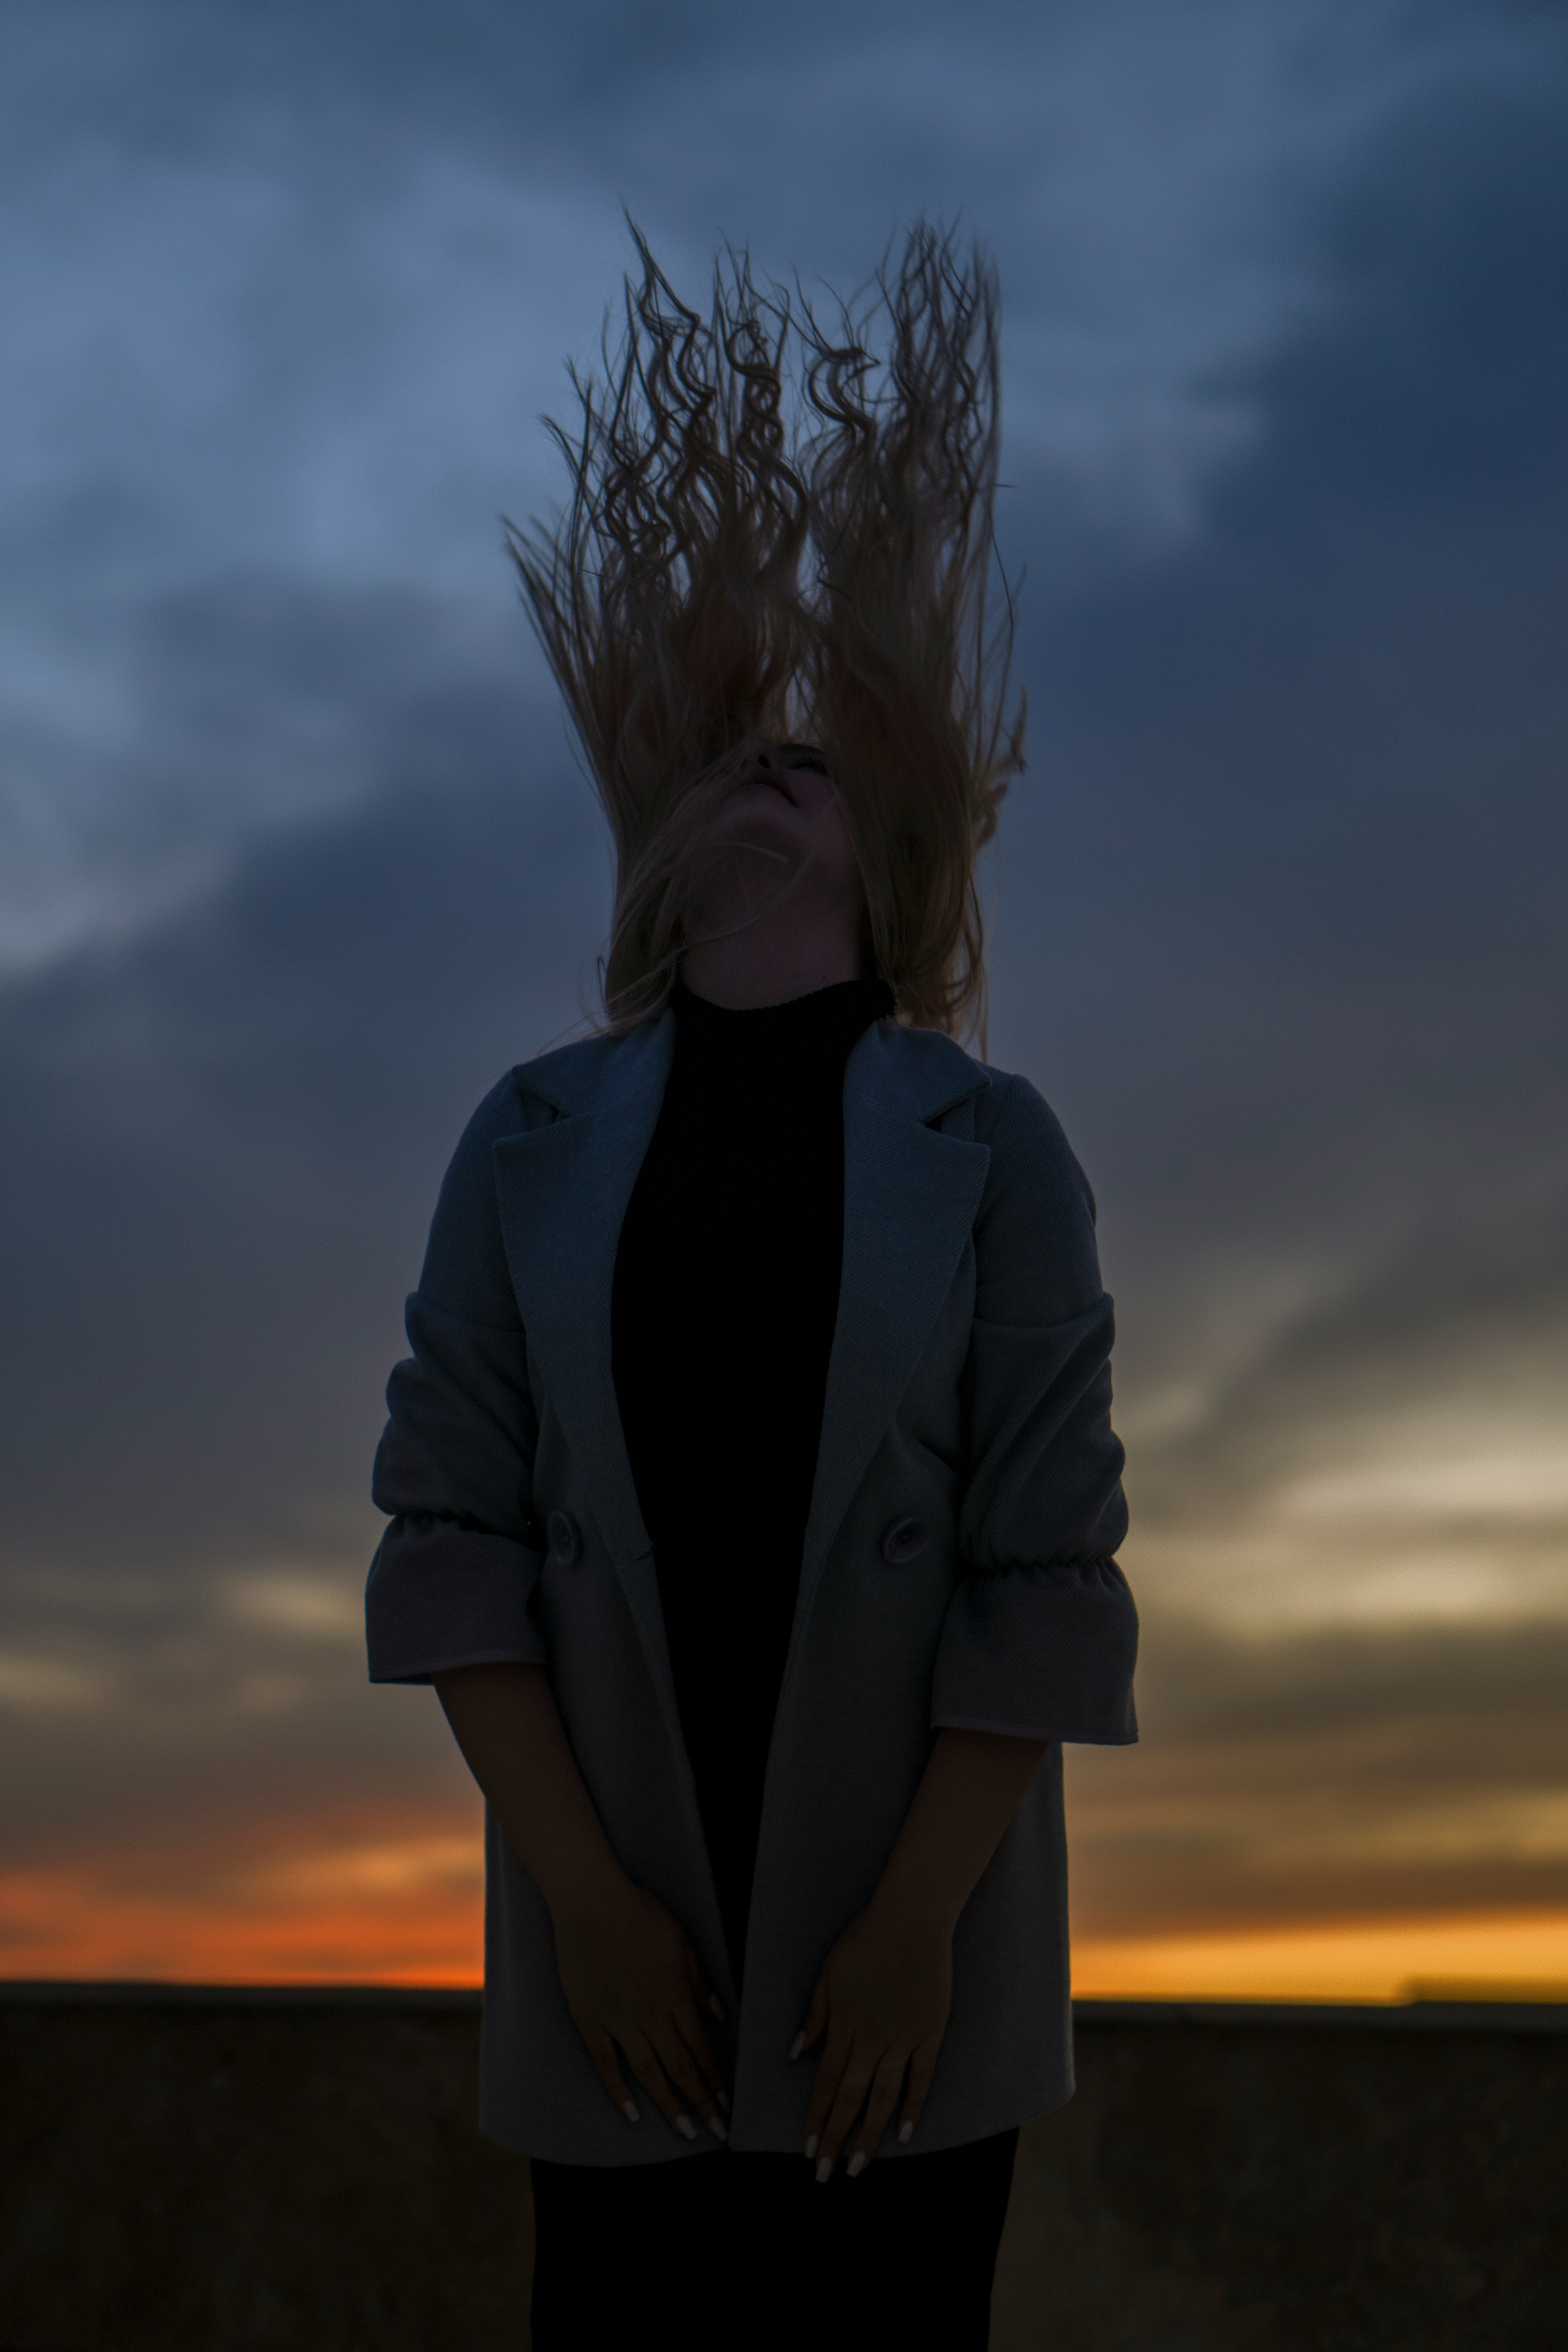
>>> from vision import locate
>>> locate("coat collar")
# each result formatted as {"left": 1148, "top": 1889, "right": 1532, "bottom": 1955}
{"left": 517, "top": 1007, "right": 989, "bottom": 1125}
{"left": 793, "top": 1020, "right": 993, "bottom": 1650}
{"left": 491, "top": 1013, "right": 677, "bottom": 1729}
{"left": 844, "top": 1014, "right": 992, "bottom": 1127}
{"left": 492, "top": 1010, "right": 992, "bottom": 1736}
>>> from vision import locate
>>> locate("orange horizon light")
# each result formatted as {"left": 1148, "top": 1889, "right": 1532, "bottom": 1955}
{"left": 2, "top": 1813, "right": 1565, "bottom": 2003}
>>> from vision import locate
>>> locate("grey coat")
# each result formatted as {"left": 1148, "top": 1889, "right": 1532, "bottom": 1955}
{"left": 366, "top": 1009, "right": 1137, "bottom": 2164}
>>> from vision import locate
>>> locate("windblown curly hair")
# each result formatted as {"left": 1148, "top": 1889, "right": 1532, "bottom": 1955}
{"left": 507, "top": 222, "right": 1025, "bottom": 1044}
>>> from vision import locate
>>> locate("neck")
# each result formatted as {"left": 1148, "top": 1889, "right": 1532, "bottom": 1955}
{"left": 679, "top": 910, "right": 864, "bottom": 1012}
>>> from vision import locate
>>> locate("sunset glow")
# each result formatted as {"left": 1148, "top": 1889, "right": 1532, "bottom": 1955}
{"left": 0, "top": 1815, "right": 486, "bottom": 1987}
{"left": 4, "top": 1806, "right": 1566, "bottom": 2005}
{"left": 1071, "top": 1912, "right": 1568, "bottom": 2005}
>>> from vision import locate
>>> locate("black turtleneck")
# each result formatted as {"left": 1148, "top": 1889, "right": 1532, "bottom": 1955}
{"left": 611, "top": 975, "right": 895, "bottom": 1977}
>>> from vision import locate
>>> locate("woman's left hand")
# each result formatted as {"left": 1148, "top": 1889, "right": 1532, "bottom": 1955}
{"left": 791, "top": 1898, "right": 953, "bottom": 2180}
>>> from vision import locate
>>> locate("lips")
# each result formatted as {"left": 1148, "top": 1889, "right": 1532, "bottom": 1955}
{"left": 731, "top": 771, "right": 799, "bottom": 807}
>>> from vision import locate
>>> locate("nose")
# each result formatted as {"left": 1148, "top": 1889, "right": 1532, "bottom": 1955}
{"left": 729, "top": 738, "right": 793, "bottom": 804}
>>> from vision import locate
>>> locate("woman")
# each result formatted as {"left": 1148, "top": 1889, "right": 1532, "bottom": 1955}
{"left": 366, "top": 227, "right": 1137, "bottom": 2349}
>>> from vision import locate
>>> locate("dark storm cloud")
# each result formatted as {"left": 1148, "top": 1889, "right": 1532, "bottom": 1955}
{"left": 1068, "top": 1610, "right": 1568, "bottom": 1938}
{"left": 991, "top": 61, "right": 1568, "bottom": 1273}
{"left": 1128, "top": 1196, "right": 1568, "bottom": 1551}
{"left": 0, "top": 572, "right": 532, "bottom": 958}
{"left": 978, "top": 67, "right": 1568, "bottom": 1822}
{"left": 4, "top": 0, "right": 1537, "bottom": 964}
{"left": 0, "top": 604, "right": 603, "bottom": 1588}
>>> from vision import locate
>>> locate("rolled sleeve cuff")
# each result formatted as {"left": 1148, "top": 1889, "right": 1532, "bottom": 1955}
{"left": 365, "top": 1519, "right": 548, "bottom": 1684}
{"left": 931, "top": 1559, "right": 1139, "bottom": 1744}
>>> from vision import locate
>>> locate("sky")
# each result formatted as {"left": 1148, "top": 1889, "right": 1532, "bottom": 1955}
{"left": 2, "top": 0, "right": 1565, "bottom": 1998}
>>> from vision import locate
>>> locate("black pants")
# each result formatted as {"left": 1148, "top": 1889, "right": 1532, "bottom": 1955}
{"left": 530, "top": 2127, "right": 1018, "bottom": 2350}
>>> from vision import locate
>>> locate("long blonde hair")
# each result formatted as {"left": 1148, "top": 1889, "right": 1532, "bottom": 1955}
{"left": 508, "top": 223, "right": 1025, "bottom": 1044}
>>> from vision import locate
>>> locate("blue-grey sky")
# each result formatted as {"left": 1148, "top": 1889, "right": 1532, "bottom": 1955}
{"left": 2, "top": 0, "right": 1565, "bottom": 1981}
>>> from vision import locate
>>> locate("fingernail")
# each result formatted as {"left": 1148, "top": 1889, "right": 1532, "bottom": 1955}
{"left": 847, "top": 2151, "right": 867, "bottom": 2178}
{"left": 815, "top": 2156, "right": 833, "bottom": 2184}
{"left": 675, "top": 2113, "right": 698, "bottom": 2141}
{"left": 716, "top": 2087, "right": 730, "bottom": 2111}
{"left": 622, "top": 2099, "right": 640, "bottom": 2123}
{"left": 898, "top": 2119, "right": 913, "bottom": 2144}
{"left": 804, "top": 2132, "right": 819, "bottom": 2160}
{"left": 709, "top": 2114, "right": 728, "bottom": 2141}
{"left": 788, "top": 2032, "right": 805, "bottom": 2062}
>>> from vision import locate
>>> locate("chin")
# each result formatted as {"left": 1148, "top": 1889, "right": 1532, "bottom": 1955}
{"left": 708, "top": 807, "right": 804, "bottom": 858}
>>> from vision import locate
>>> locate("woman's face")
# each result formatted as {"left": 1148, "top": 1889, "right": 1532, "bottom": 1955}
{"left": 693, "top": 739, "right": 864, "bottom": 924}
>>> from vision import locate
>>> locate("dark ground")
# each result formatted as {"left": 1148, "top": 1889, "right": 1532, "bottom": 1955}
{"left": 2, "top": 1985, "right": 1563, "bottom": 2350}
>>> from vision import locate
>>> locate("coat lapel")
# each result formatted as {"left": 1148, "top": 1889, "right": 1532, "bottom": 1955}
{"left": 794, "top": 1022, "right": 993, "bottom": 1633}
{"left": 490, "top": 1015, "right": 679, "bottom": 1722}
{"left": 490, "top": 1009, "right": 993, "bottom": 1731}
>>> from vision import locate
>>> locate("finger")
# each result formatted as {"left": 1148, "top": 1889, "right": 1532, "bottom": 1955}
{"left": 684, "top": 1941, "right": 726, "bottom": 2025}
{"left": 651, "top": 2019, "right": 729, "bottom": 2141}
{"left": 898, "top": 2037, "right": 940, "bottom": 2147}
{"left": 846, "top": 2046, "right": 909, "bottom": 2177}
{"left": 620, "top": 2031, "right": 703, "bottom": 2143}
{"left": 589, "top": 2032, "right": 643, "bottom": 2126}
{"left": 815, "top": 2042, "right": 881, "bottom": 2181}
{"left": 669, "top": 1992, "right": 725, "bottom": 2091}
{"left": 802, "top": 2020, "right": 853, "bottom": 2157}
{"left": 671, "top": 1998, "right": 731, "bottom": 2126}
{"left": 789, "top": 1969, "right": 830, "bottom": 2063}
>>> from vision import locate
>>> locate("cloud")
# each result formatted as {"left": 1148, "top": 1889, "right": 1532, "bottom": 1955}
{"left": 1119, "top": 1188, "right": 1568, "bottom": 1622}
{"left": 3, "top": 0, "right": 1541, "bottom": 963}
{"left": 0, "top": 697, "right": 605, "bottom": 1593}
{"left": 985, "top": 53, "right": 1568, "bottom": 1323}
{"left": 0, "top": 1653, "right": 107, "bottom": 1711}
{"left": 0, "top": 1806, "right": 487, "bottom": 1982}
{"left": 0, "top": 573, "right": 537, "bottom": 969}
{"left": 1067, "top": 1609, "right": 1568, "bottom": 1938}
{"left": 223, "top": 1575, "right": 368, "bottom": 1646}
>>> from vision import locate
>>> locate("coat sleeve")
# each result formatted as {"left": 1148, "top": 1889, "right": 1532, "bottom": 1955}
{"left": 932, "top": 1074, "right": 1138, "bottom": 1744}
{"left": 365, "top": 1073, "right": 549, "bottom": 1684}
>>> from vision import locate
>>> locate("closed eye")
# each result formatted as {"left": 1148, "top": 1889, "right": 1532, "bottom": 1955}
{"left": 780, "top": 743, "right": 829, "bottom": 777}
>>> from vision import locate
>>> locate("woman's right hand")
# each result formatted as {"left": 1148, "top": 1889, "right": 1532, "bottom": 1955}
{"left": 432, "top": 1665, "right": 728, "bottom": 2141}
{"left": 552, "top": 1879, "right": 730, "bottom": 2141}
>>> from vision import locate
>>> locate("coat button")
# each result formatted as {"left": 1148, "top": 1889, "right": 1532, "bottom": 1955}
{"left": 881, "top": 1515, "right": 929, "bottom": 1565}
{"left": 547, "top": 1510, "right": 583, "bottom": 1568}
